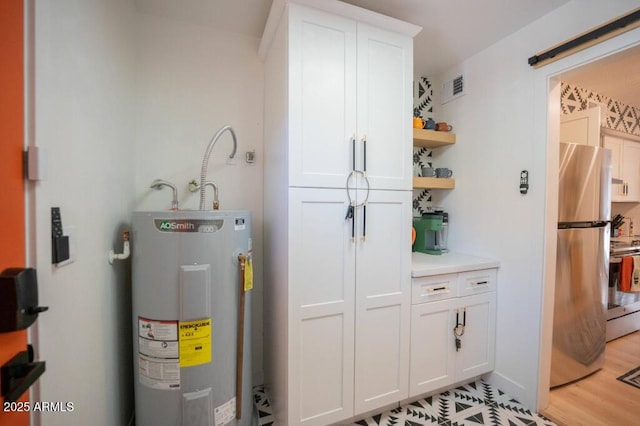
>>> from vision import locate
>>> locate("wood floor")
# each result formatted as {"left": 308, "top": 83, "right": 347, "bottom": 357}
{"left": 542, "top": 331, "right": 640, "bottom": 425}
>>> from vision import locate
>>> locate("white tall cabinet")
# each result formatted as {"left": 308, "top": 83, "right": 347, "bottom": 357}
{"left": 259, "top": 1, "right": 420, "bottom": 424}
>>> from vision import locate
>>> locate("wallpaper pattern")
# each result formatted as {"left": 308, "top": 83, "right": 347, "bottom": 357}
{"left": 561, "top": 82, "right": 640, "bottom": 137}
{"left": 413, "top": 77, "right": 434, "bottom": 216}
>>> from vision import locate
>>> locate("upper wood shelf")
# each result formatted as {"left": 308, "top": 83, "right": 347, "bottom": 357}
{"left": 413, "top": 128, "right": 456, "bottom": 148}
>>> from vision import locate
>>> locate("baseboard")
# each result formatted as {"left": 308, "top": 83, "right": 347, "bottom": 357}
{"left": 483, "top": 371, "right": 528, "bottom": 406}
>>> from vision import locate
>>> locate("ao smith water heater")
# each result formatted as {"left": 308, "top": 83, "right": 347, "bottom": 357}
{"left": 132, "top": 210, "right": 253, "bottom": 425}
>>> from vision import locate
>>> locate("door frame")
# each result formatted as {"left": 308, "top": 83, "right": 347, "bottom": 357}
{"left": 538, "top": 26, "right": 640, "bottom": 411}
{"left": 0, "top": 0, "right": 29, "bottom": 425}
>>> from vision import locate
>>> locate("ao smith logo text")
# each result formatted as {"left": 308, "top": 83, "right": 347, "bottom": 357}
{"left": 154, "top": 219, "right": 222, "bottom": 233}
{"left": 158, "top": 220, "right": 195, "bottom": 231}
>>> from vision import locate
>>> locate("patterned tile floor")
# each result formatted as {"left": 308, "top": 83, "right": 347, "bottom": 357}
{"left": 254, "top": 380, "right": 557, "bottom": 426}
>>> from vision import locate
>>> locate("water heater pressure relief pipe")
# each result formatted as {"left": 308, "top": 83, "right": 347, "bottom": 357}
{"left": 236, "top": 253, "right": 247, "bottom": 420}
{"left": 108, "top": 231, "right": 130, "bottom": 264}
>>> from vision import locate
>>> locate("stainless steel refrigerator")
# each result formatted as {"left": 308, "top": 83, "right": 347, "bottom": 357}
{"left": 550, "top": 142, "right": 611, "bottom": 388}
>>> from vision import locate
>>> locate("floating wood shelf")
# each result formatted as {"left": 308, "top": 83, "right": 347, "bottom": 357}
{"left": 413, "top": 128, "right": 456, "bottom": 148}
{"left": 413, "top": 177, "right": 455, "bottom": 190}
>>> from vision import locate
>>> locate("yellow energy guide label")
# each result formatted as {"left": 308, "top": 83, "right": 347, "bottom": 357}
{"left": 179, "top": 318, "right": 212, "bottom": 367}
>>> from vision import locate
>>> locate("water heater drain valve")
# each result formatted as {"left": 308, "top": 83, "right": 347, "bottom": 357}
{"left": 108, "top": 231, "right": 130, "bottom": 264}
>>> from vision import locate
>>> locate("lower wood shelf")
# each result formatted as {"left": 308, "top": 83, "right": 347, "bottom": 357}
{"left": 413, "top": 177, "right": 455, "bottom": 189}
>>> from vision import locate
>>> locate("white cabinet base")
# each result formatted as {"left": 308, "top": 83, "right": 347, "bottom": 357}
{"left": 409, "top": 269, "right": 497, "bottom": 399}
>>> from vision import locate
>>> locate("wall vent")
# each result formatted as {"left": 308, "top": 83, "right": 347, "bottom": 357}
{"left": 441, "top": 74, "right": 465, "bottom": 104}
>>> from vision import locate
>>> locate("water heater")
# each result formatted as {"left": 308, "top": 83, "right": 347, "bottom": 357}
{"left": 132, "top": 210, "right": 253, "bottom": 426}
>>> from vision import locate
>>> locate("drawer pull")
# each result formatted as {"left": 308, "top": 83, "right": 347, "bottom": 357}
{"left": 425, "top": 286, "right": 448, "bottom": 294}
{"left": 472, "top": 280, "right": 488, "bottom": 286}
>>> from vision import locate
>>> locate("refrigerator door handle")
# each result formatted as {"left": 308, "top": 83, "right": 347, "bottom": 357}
{"left": 558, "top": 220, "right": 610, "bottom": 229}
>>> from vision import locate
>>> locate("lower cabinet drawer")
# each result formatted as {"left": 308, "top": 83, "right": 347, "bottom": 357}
{"left": 411, "top": 273, "right": 458, "bottom": 304}
{"left": 457, "top": 268, "right": 497, "bottom": 297}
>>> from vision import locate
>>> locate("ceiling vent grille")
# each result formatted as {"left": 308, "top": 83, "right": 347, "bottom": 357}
{"left": 441, "top": 74, "right": 466, "bottom": 104}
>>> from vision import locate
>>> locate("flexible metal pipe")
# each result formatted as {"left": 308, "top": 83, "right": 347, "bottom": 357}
{"left": 200, "top": 125, "right": 237, "bottom": 210}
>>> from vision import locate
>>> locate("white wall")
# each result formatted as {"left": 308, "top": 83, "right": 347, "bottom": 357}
{"left": 133, "top": 12, "right": 265, "bottom": 384}
{"left": 33, "top": 0, "right": 137, "bottom": 425}
{"left": 434, "top": 0, "right": 640, "bottom": 410}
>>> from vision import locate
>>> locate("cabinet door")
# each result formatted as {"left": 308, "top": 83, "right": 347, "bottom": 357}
{"left": 289, "top": 188, "right": 356, "bottom": 425}
{"left": 623, "top": 141, "right": 640, "bottom": 202}
{"left": 603, "top": 135, "right": 640, "bottom": 202}
{"left": 409, "top": 298, "right": 457, "bottom": 397}
{"left": 455, "top": 292, "right": 496, "bottom": 382}
{"left": 560, "top": 107, "right": 601, "bottom": 146}
{"left": 354, "top": 190, "right": 411, "bottom": 414}
{"left": 603, "top": 136, "right": 623, "bottom": 201}
{"left": 357, "top": 24, "right": 413, "bottom": 191}
{"left": 288, "top": 5, "right": 357, "bottom": 188}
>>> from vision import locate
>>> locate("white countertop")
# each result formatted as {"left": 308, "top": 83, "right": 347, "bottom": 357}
{"left": 412, "top": 252, "right": 500, "bottom": 277}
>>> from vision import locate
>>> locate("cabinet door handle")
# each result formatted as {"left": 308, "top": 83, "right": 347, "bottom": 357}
{"left": 362, "top": 135, "right": 367, "bottom": 174}
{"left": 454, "top": 308, "right": 467, "bottom": 327}
{"left": 350, "top": 205, "right": 355, "bottom": 242}
{"left": 472, "top": 280, "right": 489, "bottom": 287}
{"left": 362, "top": 204, "right": 366, "bottom": 241}
{"left": 424, "top": 285, "right": 449, "bottom": 296}
{"left": 351, "top": 135, "right": 356, "bottom": 172}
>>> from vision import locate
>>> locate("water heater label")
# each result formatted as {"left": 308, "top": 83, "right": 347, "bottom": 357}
{"left": 179, "top": 318, "right": 212, "bottom": 367}
{"left": 234, "top": 217, "right": 245, "bottom": 231}
{"left": 214, "top": 397, "right": 236, "bottom": 426}
{"left": 138, "top": 317, "right": 180, "bottom": 390}
{"left": 154, "top": 219, "right": 223, "bottom": 233}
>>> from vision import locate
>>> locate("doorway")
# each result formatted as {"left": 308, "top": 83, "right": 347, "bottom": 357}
{"left": 539, "top": 34, "right": 640, "bottom": 420}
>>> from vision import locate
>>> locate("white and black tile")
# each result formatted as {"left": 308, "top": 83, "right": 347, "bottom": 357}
{"left": 561, "top": 82, "right": 640, "bottom": 137}
{"left": 253, "top": 380, "right": 556, "bottom": 426}
{"left": 414, "top": 77, "right": 434, "bottom": 119}
{"left": 254, "top": 385, "right": 275, "bottom": 426}
{"left": 413, "top": 76, "right": 435, "bottom": 215}
{"left": 413, "top": 188, "right": 432, "bottom": 217}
